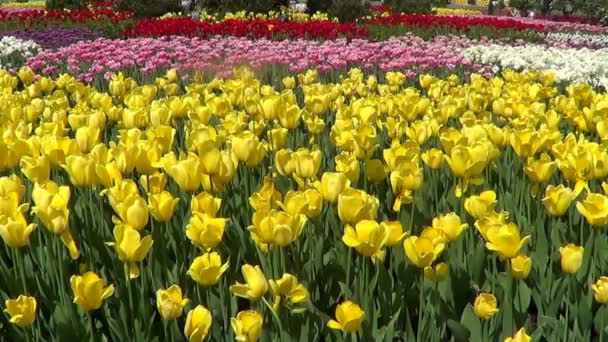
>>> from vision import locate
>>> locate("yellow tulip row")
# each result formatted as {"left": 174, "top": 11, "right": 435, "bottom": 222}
{"left": 2, "top": 65, "right": 608, "bottom": 340}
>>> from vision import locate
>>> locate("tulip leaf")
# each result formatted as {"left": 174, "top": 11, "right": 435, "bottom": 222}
{"left": 577, "top": 295, "right": 593, "bottom": 332}
{"left": 447, "top": 319, "right": 470, "bottom": 342}
{"left": 460, "top": 305, "right": 481, "bottom": 342}
{"left": 514, "top": 281, "right": 531, "bottom": 314}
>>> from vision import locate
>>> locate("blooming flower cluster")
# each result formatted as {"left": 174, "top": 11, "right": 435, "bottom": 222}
{"left": 462, "top": 43, "right": 608, "bottom": 87}
{"left": 27, "top": 35, "right": 480, "bottom": 81}
{"left": 0, "top": 35, "right": 40, "bottom": 69}
{"left": 545, "top": 31, "right": 608, "bottom": 49}
{"left": 1, "top": 27, "right": 100, "bottom": 49}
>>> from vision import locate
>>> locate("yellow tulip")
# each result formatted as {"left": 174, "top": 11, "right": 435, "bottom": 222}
{"left": 540, "top": 184, "right": 575, "bottom": 217}
{"left": 140, "top": 173, "right": 168, "bottom": 195}
{"left": 231, "top": 310, "right": 263, "bottom": 342}
{"left": 316, "top": 172, "right": 350, "bottom": 204}
{"left": 107, "top": 225, "right": 153, "bottom": 279}
{"left": 19, "top": 155, "right": 50, "bottom": 183}
{"left": 4, "top": 295, "right": 36, "bottom": 328}
{"left": 403, "top": 236, "right": 445, "bottom": 268}
{"left": 269, "top": 273, "right": 310, "bottom": 311}
{"left": 185, "top": 212, "right": 227, "bottom": 250}
{"left": 485, "top": 223, "right": 530, "bottom": 259}
{"left": 327, "top": 300, "right": 365, "bottom": 333}
{"left": 282, "top": 76, "right": 295, "bottom": 89}
{"left": 111, "top": 194, "right": 149, "bottom": 231}
{"left": 191, "top": 191, "right": 222, "bottom": 217}
{"left": 188, "top": 251, "right": 229, "bottom": 286}
{"left": 504, "top": 328, "right": 531, "bottom": 342}
{"left": 343, "top": 220, "right": 389, "bottom": 261}
{"left": 523, "top": 153, "right": 556, "bottom": 197}
{"left": 64, "top": 155, "right": 97, "bottom": 187}
{"left": 576, "top": 193, "right": 608, "bottom": 227}
{"left": 147, "top": 191, "right": 179, "bottom": 222}
{"left": 432, "top": 212, "right": 467, "bottom": 242}
{"left": 70, "top": 272, "right": 114, "bottom": 311}
{"left": 184, "top": 305, "right": 213, "bottom": 342}
{"left": 282, "top": 189, "right": 322, "bottom": 218}
{"left": 248, "top": 209, "right": 307, "bottom": 250}
{"left": 365, "top": 159, "right": 389, "bottom": 183}
{"left": 230, "top": 264, "right": 268, "bottom": 301}
{"left": 0, "top": 212, "right": 37, "bottom": 248}
{"left": 444, "top": 143, "right": 493, "bottom": 197}
{"left": 474, "top": 211, "right": 509, "bottom": 241}
{"left": 421, "top": 148, "right": 444, "bottom": 169}
{"left": 423, "top": 262, "right": 449, "bottom": 282}
{"left": 249, "top": 176, "right": 282, "bottom": 212}
{"left": 75, "top": 126, "right": 101, "bottom": 154}
{"left": 390, "top": 161, "right": 423, "bottom": 211}
{"left": 464, "top": 190, "right": 496, "bottom": 219}
{"left": 381, "top": 221, "right": 408, "bottom": 246}
{"left": 18, "top": 67, "right": 35, "bottom": 85}
{"left": 510, "top": 255, "right": 532, "bottom": 280}
{"left": 159, "top": 152, "right": 202, "bottom": 192}
{"left": 473, "top": 293, "right": 499, "bottom": 319}
{"left": 559, "top": 244, "right": 584, "bottom": 274}
{"left": 231, "top": 131, "right": 266, "bottom": 168}
{"left": 337, "top": 188, "right": 378, "bottom": 225}
{"left": 156, "top": 285, "right": 189, "bottom": 320}
{"left": 293, "top": 148, "right": 322, "bottom": 186}
{"left": 0, "top": 175, "right": 25, "bottom": 202}
{"left": 335, "top": 152, "right": 360, "bottom": 183}
{"left": 275, "top": 149, "right": 297, "bottom": 177}
{"left": 593, "top": 276, "right": 608, "bottom": 304}
{"left": 266, "top": 127, "right": 288, "bottom": 150}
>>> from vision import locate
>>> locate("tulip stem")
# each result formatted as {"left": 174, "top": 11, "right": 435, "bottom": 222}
{"left": 261, "top": 296, "right": 284, "bottom": 338}
{"left": 345, "top": 248, "right": 352, "bottom": 287}
{"left": 88, "top": 312, "right": 96, "bottom": 338}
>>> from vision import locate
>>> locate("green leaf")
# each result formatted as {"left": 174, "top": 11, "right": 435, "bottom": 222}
{"left": 460, "top": 304, "right": 481, "bottom": 342}
{"left": 447, "top": 319, "right": 471, "bottom": 342}
{"left": 514, "top": 281, "right": 531, "bottom": 314}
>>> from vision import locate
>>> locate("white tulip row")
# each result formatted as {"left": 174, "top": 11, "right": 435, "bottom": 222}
{"left": 0, "top": 36, "right": 41, "bottom": 69}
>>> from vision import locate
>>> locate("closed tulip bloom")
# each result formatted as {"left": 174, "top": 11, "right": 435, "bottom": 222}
{"left": 275, "top": 149, "right": 297, "bottom": 177}
{"left": 510, "top": 255, "right": 532, "bottom": 280}
{"left": 75, "top": 126, "right": 101, "bottom": 154}
{"left": 31, "top": 181, "right": 70, "bottom": 235}
{"left": 542, "top": 184, "right": 575, "bottom": 216}
{"left": 184, "top": 305, "right": 212, "bottom": 342}
{"left": 140, "top": 172, "right": 167, "bottom": 195}
{"left": 343, "top": 220, "right": 389, "bottom": 261}
{"left": 248, "top": 209, "right": 307, "bottom": 250}
{"left": 191, "top": 191, "right": 222, "bottom": 217}
{"left": 432, "top": 212, "right": 468, "bottom": 242}
{"left": 524, "top": 153, "right": 556, "bottom": 197}
{"left": 107, "top": 225, "right": 153, "bottom": 279}
{"left": 504, "top": 328, "right": 531, "bottom": 342}
{"left": 327, "top": 300, "right": 365, "bottom": 333}
{"left": 474, "top": 211, "right": 509, "bottom": 241}
{"left": 4, "top": 295, "right": 36, "bottom": 328}
{"left": 423, "top": 262, "right": 449, "bottom": 282}
{"left": 186, "top": 212, "right": 227, "bottom": 250}
{"left": 465, "top": 190, "right": 497, "bottom": 219}
{"left": 421, "top": 148, "right": 444, "bottom": 169}
{"left": 64, "top": 155, "right": 97, "bottom": 187}
{"left": 231, "top": 131, "right": 266, "bottom": 168}
{"left": 0, "top": 212, "right": 37, "bottom": 248}
{"left": 231, "top": 310, "right": 263, "bottom": 342}
{"left": 404, "top": 236, "right": 445, "bottom": 268}
{"left": 230, "top": 264, "right": 268, "bottom": 301}
{"left": 365, "top": 159, "right": 389, "bottom": 183}
{"left": 70, "top": 272, "right": 114, "bottom": 311}
{"left": 187, "top": 252, "right": 229, "bottom": 286}
{"left": 576, "top": 193, "right": 608, "bottom": 227}
{"left": 485, "top": 223, "right": 530, "bottom": 259}
{"left": 593, "top": 277, "right": 608, "bottom": 304}
{"left": 0, "top": 175, "right": 25, "bottom": 202}
{"left": 282, "top": 76, "right": 295, "bottom": 89}
{"left": 293, "top": 148, "right": 322, "bottom": 184}
{"left": 267, "top": 127, "right": 288, "bottom": 150}
{"left": 20, "top": 155, "right": 50, "bottom": 183}
{"left": 156, "top": 285, "right": 189, "bottom": 321}
{"left": 269, "top": 273, "right": 310, "bottom": 310}
{"left": 560, "top": 244, "right": 584, "bottom": 274}
{"left": 473, "top": 293, "right": 499, "bottom": 319}
{"left": 148, "top": 191, "right": 179, "bottom": 222}
{"left": 112, "top": 195, "right": 149, "bottom": 231}
{"left": 381, "top": 221, "right": 408, "bottom": 246}
{"left": 317, "top": 172, "right": 350, "bottom": 204}
{"left": 337, "top": 188, "right": 379, "bottom": 225}
{"left": 159, "top": 152, "right": 202, "bottom": 192}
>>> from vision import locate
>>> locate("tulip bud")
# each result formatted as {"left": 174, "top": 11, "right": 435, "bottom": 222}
{"left": 559, "top": 244, "right": 584, "bottom": 274}
{"left": 473, "top": 293, "right": 499, "bottom": 319}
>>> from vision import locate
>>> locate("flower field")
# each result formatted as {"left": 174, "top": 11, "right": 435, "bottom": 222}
{"left": 2, "top": 1, "right": 608, "bottom": 341}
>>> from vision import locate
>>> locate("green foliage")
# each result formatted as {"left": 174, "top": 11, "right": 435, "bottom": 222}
{"left": 508, "top": 0, "right": 538, "bottom": 13}
{"left": 306, "top": 0, "right": 332, "bottom": 16}
{"left": 327, "top": 0, "right": 370, "bottom": 23}
{"left": 384, "top": 0, "right": 433, "bottom": 14}
{"left": 199, "top": 0, "right": 288, "bottom": 15}
{"left": 46, "top": 0, "right": 90, "bottom": 10}
{"left": 116, "top": 0, "right": 182, "bottom": 18}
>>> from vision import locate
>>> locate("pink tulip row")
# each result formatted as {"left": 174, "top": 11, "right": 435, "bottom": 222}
{"left": 27, "top": 34, "right": 497, "bottom": 82}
